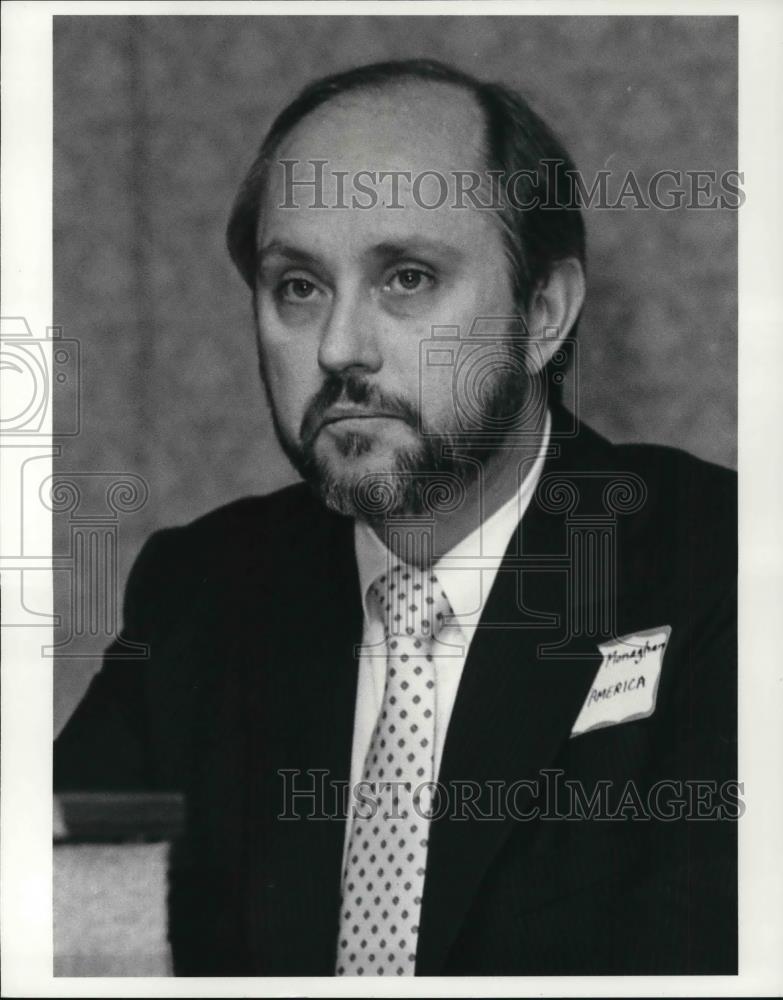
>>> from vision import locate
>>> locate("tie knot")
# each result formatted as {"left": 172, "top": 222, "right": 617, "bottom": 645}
{"left": 369, "top": 562, "right": 452, "bottom": 640}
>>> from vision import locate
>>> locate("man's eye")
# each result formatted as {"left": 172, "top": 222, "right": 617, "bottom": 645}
{"left": 386, "top": 268, "right": 435, "bottom": 295}
{"left": 278, "top": 277, "right": 319, "bottom": 302}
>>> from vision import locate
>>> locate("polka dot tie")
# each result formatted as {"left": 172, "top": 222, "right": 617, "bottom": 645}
{"left": 336, "top": 562, "right": 453, "bottom": 977}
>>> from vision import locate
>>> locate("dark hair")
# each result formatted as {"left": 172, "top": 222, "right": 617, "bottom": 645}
{"left": 227, "top": 59, "right": 586, "bottom": 402}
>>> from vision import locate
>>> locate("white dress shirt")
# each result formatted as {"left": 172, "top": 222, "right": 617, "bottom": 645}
{"left": 343, "top": 410, "right": 551, "bottom": 868}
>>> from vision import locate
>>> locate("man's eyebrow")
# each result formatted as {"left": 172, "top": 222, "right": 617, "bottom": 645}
{"left": 257, "top": 236, "right": 465, "bottom": 270}
{"left": 370, "top": 237, "right": 465, "bottom": 261}
{"left": 257, "top": 241, "right": 323, "bottom": 267}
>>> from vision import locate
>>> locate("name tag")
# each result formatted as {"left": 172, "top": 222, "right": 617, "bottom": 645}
{"left": 570, "top": 626, "right": 671, "bottom": 737}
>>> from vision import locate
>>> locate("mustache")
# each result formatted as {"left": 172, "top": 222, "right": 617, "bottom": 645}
{"left": 299, "top": 372, "right": 420, "bottom": 446}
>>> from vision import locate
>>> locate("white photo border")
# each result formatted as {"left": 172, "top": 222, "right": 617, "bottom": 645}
{"left": 1, "top": 1, "right": 781, "bottom": 995}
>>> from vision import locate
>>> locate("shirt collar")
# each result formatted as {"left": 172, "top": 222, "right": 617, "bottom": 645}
{"left": 354, "top": 409, "right": 552, "bottom": 625}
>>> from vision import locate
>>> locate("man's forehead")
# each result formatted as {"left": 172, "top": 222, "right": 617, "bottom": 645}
{"left": 258, "top": 81, "right": 500, "bottom": 256}
{"left": 273, "top": 80, "right": 486, "bottom": 180}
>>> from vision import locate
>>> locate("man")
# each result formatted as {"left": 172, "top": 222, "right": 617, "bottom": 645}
{"left": 54, "top": 60, "right": 737, "bottom": 976}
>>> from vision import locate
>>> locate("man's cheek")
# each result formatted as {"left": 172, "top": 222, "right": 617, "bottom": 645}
{"left": 417, "top": 371, "right": 455, "bottom": 435}
{"left": 262, "top": 347, "right": 316, "bottom": 415}
{"left": 263, "top": 337, "right": 306, "bottom": 378}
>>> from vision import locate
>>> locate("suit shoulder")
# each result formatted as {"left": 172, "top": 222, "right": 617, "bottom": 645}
{"left": 610, "top": 441, "right": 735, "bottom": 510}
{"left": 182, "top": 481, "right": 319, "bottom": 542}
{"left": 118, "top": 482, "right": 325, "bottom": 636}
{"left": 129, "top": 482, "right": 318, "bottom": 585}
{"left": 608, "top": 440, "right": 736, "bottom": 569}
{"left": 565, "top": 411, "right": 736, "bottom": 533}
{"left": 610, "top": 439, "right": 735, "bottom": 481}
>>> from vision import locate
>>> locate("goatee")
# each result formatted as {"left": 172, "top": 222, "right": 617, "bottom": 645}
{"left": 265, "top": 360, "right": 539, "bottom": 520}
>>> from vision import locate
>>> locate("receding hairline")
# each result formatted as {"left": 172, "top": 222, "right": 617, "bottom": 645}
{"left": 228, "top": 59, "right": 586, "bottom": 322}
{"left": 271, "top": 75, "right": 489, "bottom": 164}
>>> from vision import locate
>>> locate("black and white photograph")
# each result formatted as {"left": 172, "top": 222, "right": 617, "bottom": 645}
{"left": 1, "top": 2, "right": 781, "bottom": 994}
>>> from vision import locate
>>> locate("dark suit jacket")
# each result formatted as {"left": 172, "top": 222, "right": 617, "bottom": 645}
{"left": 55, "top": 404, "right": 738, "bottom": 976}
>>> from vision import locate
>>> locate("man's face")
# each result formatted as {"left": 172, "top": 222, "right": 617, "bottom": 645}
{"left": 254, "top": 82, "right": 528, "bottom": 517}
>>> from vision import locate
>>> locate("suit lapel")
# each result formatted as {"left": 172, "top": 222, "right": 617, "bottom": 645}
{"left": 416, "top": 406, "right": 614, "bottom": 974}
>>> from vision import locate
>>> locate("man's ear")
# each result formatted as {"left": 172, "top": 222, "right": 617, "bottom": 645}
{"left": 523, "top": 257, "right": 586, "bottom": 375}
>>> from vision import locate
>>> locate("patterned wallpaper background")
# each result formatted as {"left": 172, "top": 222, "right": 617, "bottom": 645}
{"left": 53, "top": 15, "right": 737, "bottom": 722}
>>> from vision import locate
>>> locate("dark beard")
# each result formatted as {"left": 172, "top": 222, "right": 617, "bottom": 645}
{"left": 298, "top": 423, "right": 480, "bottom": 521}
{"left": 263, "top": 347, "right": 542, "bottom": 520}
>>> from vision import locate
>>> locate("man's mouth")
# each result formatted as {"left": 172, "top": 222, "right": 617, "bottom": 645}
{"left": 320, "top": 407, "right": 405, "bottom": 429}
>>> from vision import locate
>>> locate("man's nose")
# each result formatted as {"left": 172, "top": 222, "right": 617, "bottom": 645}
{"left": 317, "top": 290, "right": 382, "bottom": 375}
